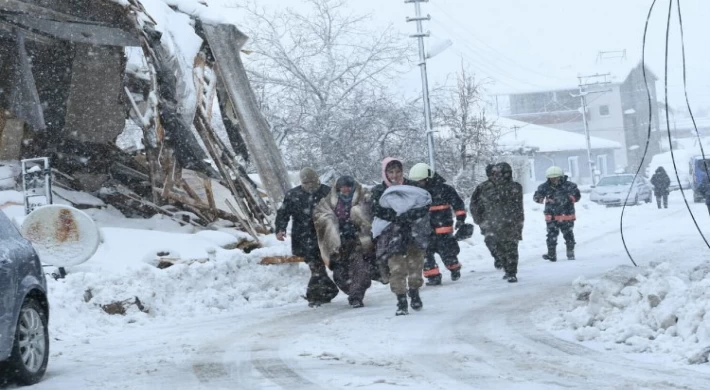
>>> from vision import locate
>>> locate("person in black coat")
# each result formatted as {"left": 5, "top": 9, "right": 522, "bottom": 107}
{"left": 533, "top": 166, "right": 581, "bottom": 262}
{"left": 470, "top": 163, "right": 502, "bottom": 270}
{"left": 275, "top": 167, "right": 338, "bottom": 307}
{"left": 650, "top": 166, "right": 671, "bottom": 209}
{"left": 470, "top": 162, "right": 524, "bottom": 282}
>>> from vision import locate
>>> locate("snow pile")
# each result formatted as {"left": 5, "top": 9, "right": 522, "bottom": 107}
{"left": 557, "top": 262, "right": 710, "bottom": 364}
{"left": 0, "top": 190, "right": 308, "bottom": 340}
{"left": 47, "top": 228, "right": 307, "bottom": 339}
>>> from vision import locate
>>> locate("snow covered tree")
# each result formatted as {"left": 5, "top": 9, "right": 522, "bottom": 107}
{"left": 232, "top": 0, "right": 414, "bottom": 182}
{"left": 432, "top": 64, "right": 500, "bottom": 196}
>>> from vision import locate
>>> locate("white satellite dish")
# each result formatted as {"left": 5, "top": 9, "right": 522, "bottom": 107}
{"left": 20, "top": 205, "right": 100, "bottom": 267}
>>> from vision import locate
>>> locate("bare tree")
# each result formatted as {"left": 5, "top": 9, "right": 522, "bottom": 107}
{"left": 232, "top": 0, "right": 414, "bottom": 180}
{"left": 433, "top": 64, "right": 499, "bottom": 195}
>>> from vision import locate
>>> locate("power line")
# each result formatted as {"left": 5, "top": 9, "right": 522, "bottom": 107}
{"left": 429, "top": 1, "right": 569, "bottom": 83}
{"left": 427, "top": 20, "right": 554, "bottom": 91}
{"left": 619, "top": 0, "right": 658, "bottom": 268}
{"left": 668, "top": 0, "right": 710, "bottom": 248}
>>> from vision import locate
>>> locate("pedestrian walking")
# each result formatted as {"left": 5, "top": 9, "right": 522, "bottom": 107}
{"left": 533, "top": 166, "right": 581, "bottom": 261}
{"left": 470, "top": 162, "right": 524, "bottom": 282}
{"left": 313, "top": 176, "right": 374, "bottom": 308}
{"left": 470, "top": 163, "right": 503, "bottom": 270}
{"left": 372, "top": 158, "right": 431, "bottom": 316}
{"left": 650, "top": 166, "right": 671, "bottom": 209}
{"left": 275, "top": 168, "right": 339, "bottom": 307}
{"left": 408, "top": 163, "right": 467, "bottom": 286}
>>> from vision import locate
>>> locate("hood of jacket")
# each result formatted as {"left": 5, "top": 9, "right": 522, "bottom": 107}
{"left": 496, "top": 162, "right": 513, "bottom": 183}
{"left": 381, "top": 157, "right": 404, "bottom": 187}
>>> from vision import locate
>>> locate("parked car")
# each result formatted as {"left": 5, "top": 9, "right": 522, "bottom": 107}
{"left": 0, "top": 211, "right": 49, "bottom": 386}
{"left": 590, "top": 174, "right": 653, "bottom": 206}
{"left": 690, "top": 155, "right": 710, "bottom": 202}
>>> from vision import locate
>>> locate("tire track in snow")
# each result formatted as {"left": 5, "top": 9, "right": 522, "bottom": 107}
{"left": 192, "top": 305, "right": 339, "bottom": 389}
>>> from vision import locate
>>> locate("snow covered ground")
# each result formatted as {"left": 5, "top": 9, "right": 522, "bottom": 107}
{"left": 3, "top": 187, "right": 710, "bottom": 389}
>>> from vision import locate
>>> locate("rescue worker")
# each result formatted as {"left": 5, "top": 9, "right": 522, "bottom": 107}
{"left": 470, "top": 162, "right": 524, "bottom": 282}
{"left": 470, "top": 163, "right": 503, "bottom": 270}
{"left": 275, "top": 168, "right": 339, "bottom": 307}
{"left": 408, "top": 163, "right": 467, "bottom": 285}
{"left": 533, "top": 166, "right": 581, "bottom": 261}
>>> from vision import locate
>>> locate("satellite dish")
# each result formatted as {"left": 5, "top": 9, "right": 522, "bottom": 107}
{"left": 20, "top": 205, "right": 100, "bottom": 267}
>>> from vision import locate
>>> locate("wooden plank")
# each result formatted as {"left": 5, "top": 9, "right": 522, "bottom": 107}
{"left": 202, "top": 24, "right": 292, "bottom": 206}
{"left": 259, "top": 256, "right": 304, "bottom": 265}
{"left": 180, "top": 179, "right": 204, "bottom": 204}
{"left": 203, "top": 175, "right": 216, "bottom": 209}
{"left": 161, "top": 158, "right": 176, "bottom": 199}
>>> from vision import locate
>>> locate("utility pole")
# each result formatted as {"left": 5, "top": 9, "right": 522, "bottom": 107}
{"left": 405, "top": 0, "right": 436, "bottom": 171}
{"left": 571, "top": 73, "right": 611, "bottom": 186}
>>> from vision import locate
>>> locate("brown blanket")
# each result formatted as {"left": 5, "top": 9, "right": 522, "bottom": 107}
{"left": 313, "top": 182, "right": 373, "bottom": 268}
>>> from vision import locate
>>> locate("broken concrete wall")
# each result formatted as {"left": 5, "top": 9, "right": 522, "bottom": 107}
{"left": 62, "top": 44, "right": 127, "bottom": 144}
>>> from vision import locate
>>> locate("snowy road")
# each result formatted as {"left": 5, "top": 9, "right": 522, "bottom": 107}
{"left": 29, "top": 195, "right": 710, "bottom": 389}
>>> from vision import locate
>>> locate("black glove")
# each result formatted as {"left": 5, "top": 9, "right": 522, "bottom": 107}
{"left": 455, "top": 220, "right": 465, "bottom": 230}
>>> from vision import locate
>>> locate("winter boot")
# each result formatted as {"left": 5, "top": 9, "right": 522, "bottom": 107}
{"left": 507, "top": 274, "right": 518, "bottom": 283}
{"left": 450, "top": 269, "right": 461, "bottom": 281}
{"left": 425, "top": 274, "right": 442, "bottom": 286}
{"left": 350, "top": 299, "right": 364, "bottom": 308}
{"left": 395, "top": 294, "right": 409, "bottom": 316}
{"left": 408, "top": 288, "right": 423, "bottom": 311}
{"left": 542, "top": 246, "right": 557, "bottom": 262}
{"left": 566, "top": 243, "right": 575, "bottom": 260}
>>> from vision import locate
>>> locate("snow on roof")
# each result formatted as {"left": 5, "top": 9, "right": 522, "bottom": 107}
{"left": 111, "top": 0, "right": 240, "bottom": 26}
{"left": 493, "top": 117, "right": 621, "bottom": 153}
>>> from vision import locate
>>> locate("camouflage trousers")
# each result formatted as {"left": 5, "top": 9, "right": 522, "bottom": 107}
{"left": 388, "top": 244, "right": 425, "bottom": 295}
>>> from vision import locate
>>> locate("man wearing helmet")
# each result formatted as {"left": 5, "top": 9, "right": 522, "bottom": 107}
{"left": 533, "top": 166, "right": 581, "bottom": 261}
{"left": 409, "top": 163, "right": 467, "bottom": 285}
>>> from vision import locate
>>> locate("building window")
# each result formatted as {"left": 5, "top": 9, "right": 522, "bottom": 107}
{"left": 596, "top": 154, "right": 608, "bottom": 176}
{"left": 599, "top": 105, "right": 610, "bottom": 116}
{"left": 568, "top": 156, "right": 579, "bottom": 178}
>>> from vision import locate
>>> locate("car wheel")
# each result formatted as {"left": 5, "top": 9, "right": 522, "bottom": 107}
{"left": 3, "top": 298, "right": 49, "bottom": 385}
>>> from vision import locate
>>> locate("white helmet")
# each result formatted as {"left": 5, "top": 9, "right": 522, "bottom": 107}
{"left": 409, "top": 163, "right": 433, "bottom": 181}
{"left": 545, "top": 166, "right": 564, "bottom": 178}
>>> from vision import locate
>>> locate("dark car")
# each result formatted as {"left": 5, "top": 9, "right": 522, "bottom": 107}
{"left": 690, "top": 156, "right": 710, "bottom": 202}
{"left": 0, "top": 211, "right": 49, "bottom": 386}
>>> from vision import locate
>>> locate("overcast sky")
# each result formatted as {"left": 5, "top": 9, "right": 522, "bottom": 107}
{"left": 224, "top": 0, "right": 710, "bottom": 114}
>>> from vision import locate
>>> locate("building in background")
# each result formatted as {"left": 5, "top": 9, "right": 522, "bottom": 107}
{"left": 495, "top": 117, "right": 620, "bottom": 190}
{"left": 496, "top": 60, "right": 660, "bottom": 175}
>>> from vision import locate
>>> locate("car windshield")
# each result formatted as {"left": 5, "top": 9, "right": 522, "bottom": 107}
{"left": 597, "top": 176, "right": 634, "bottom": 186}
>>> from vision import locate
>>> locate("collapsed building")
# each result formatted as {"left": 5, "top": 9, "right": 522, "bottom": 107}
{"left": 0, "top": 0, "right": 292, "bottom": 238}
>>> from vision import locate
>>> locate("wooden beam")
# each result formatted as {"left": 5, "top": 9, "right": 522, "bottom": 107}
{"left": 203, "top": 176, "right": 216, "bottom": 210}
